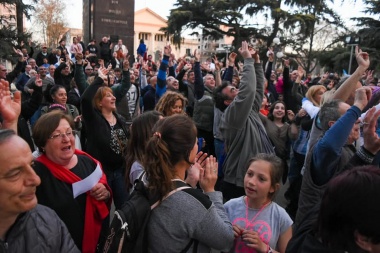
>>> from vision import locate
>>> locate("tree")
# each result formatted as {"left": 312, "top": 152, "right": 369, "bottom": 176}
{"left": 0, "top": 0, "right": 34, "bottom": 61}
{"left": 164, "top": 0, "right": 356, "bottom": 74}
{"left": 163, "top": 0, "right": 288, "bottom": 50}
{"left": 15, "top": 0, "right": 38, "bottom": 41}
{"left": 354, "top": 0, "right": 380, "bottom": 70}
{"left": 33, "top": 0, "right": 67, "bottom": 48}
{"left": 281, "top": 1, "right": 347, "bottom": 73}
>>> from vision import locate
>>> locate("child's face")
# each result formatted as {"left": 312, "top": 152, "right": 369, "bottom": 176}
{"left": 244, "top": 160, "right": 275, "bottom": 203}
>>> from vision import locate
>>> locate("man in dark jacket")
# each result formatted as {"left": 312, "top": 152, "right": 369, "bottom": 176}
{"left": 99, "top": 36, "right": 112, "bottom": 64}
{"left": 35, "top": 45, "right": 51, "bottom": 67}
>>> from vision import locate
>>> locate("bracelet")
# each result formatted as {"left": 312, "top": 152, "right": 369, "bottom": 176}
{"left": 266, "top": 244, "right": 274, "bottom": 253}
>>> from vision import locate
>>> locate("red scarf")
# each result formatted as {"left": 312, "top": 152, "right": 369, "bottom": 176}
{"left": 36, "top": 149, "right": 111, "bottom": 253}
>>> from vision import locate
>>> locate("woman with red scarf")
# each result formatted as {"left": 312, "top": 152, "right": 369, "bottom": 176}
{"left": 32, "top": 111, "right": 111, "bottom": 253}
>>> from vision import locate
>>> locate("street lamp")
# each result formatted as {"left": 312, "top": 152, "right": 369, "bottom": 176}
{"left": 223, "top": 44, "right": 232, "bottom": 61}
{"left": 271, "top": 37, "right": 284, "bottom": 70}
{"left": 345, "top": 35, "right": 360, "bottom": 74}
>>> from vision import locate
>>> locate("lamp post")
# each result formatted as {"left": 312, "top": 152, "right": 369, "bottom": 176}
{"left": 223, "top": 45, "right": 232, "bottom": 62}
{"left": 345, "top": 36, "right": 360, "bottom": 74}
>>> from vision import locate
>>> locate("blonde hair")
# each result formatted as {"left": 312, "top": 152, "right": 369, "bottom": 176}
{"left": 155, "top": 91, "right": 187, "bottom": 117}
{"left": 306, "top": 85, "right": 326, "bottom": 107}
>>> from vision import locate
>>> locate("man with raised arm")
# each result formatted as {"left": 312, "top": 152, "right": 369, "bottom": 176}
{"left": 214, "top": 42, "right": 274, "bottom": 200}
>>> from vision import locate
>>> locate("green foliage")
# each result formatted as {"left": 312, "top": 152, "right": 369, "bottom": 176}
{"left": 0, "top": 0, "right": 36, "bottom": 61}
{"left": 164, "top": 0, "right": 349, "bottom": 73}
{"left": 165, "top": 0, "right": 380, "bottom": 74}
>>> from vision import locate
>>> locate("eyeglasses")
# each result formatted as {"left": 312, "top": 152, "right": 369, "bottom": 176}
{"left": 49, "top": 130, "right": 76, "bottom": 140}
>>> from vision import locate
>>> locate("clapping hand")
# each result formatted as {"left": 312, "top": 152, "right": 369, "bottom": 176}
{"left": 199, "top": 155, "right": 218, "bottom": 192}
{"left": 185, "top": 151, "right": 207, "bottom": 188}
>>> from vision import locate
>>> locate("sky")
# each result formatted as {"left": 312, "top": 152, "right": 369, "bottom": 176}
{"left": 63, "top": 0, "right": 369, "bottom": 30}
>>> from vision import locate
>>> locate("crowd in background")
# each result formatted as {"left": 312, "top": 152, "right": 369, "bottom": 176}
{"left": 0, "top": 35, "right": 380, "bottom": 253}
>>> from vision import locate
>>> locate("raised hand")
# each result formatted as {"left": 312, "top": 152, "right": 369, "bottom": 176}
{"left": 13, "top": 48, "right": 24, "bottom": 59}
{"left": 194, "top": 49, "right": 201, "bottom": 62}
{"left": 355, "top": 46, "right": 370, "bottom": 71}
{"left": 267, "top": 47, "right": 274, "bottom": 62}
{"left": 75, "top": 53, "right": 83, "bottom": 61}
{"left": 238, "top": 41, "right": 251, "bottom": 59}
{"left": 183, "top": 63, "right": 192, "bottom": 71}
{"left": 248, "top": 46, "right": 260, "bottom": 62}
{"left": 97, "top": 67, "right": 108, "bottom": 80}
{"left": 213, "top": 55, "right": 221, "bottom": 71}
{"left": 123, "top": 55, "right": 130, "bottom": 70}
{"left": 229, "top": 52, "right": 237, "bottom": 66}
{"left": 287, "top": 110, "right": 295, "bottom": 121}
{"left": 0, "top": 79, "right": 21, "bottom": 131}
{"left": 354, "top": 86, "right": 372, "bottom": 111}
{"left": 362, "top": 107, "right": 380, "bottom": 154}
{"left": 35, "top": 74, "right": 42, "bottom": 87}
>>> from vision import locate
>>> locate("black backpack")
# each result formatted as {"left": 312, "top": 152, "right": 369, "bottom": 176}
{"left": 101, "top": 176, "right": 197, "bottom": 253}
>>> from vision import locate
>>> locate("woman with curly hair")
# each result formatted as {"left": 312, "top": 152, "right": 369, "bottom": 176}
{"left": 155, "top": 91, "right": 187, "bottom": 117}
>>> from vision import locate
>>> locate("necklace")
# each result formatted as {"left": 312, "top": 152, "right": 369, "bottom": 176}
{"left": 107, "top": 114, "right": 116, "bottom": 129}
{"left": 244, "top": 196, "right": 271, "bottom": 229}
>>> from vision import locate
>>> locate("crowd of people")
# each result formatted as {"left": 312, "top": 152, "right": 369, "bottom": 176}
{"left": 0, "top": 35, "right": 379, "bottom": 253}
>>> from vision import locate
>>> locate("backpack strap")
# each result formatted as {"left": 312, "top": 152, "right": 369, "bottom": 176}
{"left": 151, "top": 179, "right": 191, "bottom": 209}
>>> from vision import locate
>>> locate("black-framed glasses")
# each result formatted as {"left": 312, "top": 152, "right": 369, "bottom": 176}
{"left": 49, "top": 130, "right": 76, "bottom": 140}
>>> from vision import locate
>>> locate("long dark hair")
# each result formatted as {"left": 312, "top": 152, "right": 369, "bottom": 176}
{"left": 318, "top": 166, "right": 380, "bottom": 251}
{"left": 267, "top": 100, "right": 287, "bottom": 123}
{"left": 125, "top": 111, "right": 162, "bottom": 187}
{"left": 143, "top": 115, "right": 197, "bottom": 200}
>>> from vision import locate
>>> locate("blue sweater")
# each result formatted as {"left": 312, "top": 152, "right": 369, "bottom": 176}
{"left": 311, "top": 106, "right": 361, "bottom": 185}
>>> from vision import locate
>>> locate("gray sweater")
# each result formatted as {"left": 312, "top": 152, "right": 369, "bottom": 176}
{"left": 220, "top": 59, "right": 274, "bottom": 187}
{"left": 0, "top": 204, "right": 79, "bottom": 253}
{"left": 147, "top": 190, "right": 234, "bottom": 252}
